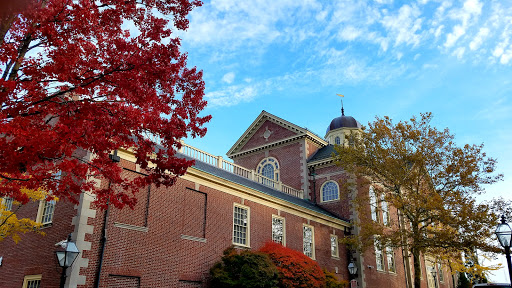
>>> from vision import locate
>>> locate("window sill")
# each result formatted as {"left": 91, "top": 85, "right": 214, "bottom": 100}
{"left": 232, "top": 244, "right": 251, "bottom": 250}
{"left": 181, "top": 235, "right": 206, "bottom": 243}
{"left": 39, "top": 223, "right": 53, "bottom": 229}
{"left": 114, "top": 222, "right": 148, "bottom": 232}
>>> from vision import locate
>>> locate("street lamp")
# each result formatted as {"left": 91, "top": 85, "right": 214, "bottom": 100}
{"left": 430, "top": 266, "right": 438, "bottom": 288}
{"left": 495, "top": 215, "right": 512, "bottom": 285}
{"left": 55, "top": 234, "right": 80, "bottom": 288}
{"left": 348, "top": 261, "right": 358, "bottom": 276}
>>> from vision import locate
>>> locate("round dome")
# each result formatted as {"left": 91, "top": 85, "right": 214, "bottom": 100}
{"left": 326, "top": 115, "right": 361, "bottom": 134}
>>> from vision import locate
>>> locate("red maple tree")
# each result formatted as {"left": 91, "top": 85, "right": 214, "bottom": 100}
{"left": 0, "top": 0, "right": 210, "bottom": 209}
{"left": 259, "top": 241, "right": 326, "bottom": 288}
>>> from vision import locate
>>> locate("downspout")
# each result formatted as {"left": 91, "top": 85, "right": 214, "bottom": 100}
{"left": 94, "top": 151, "right": 120, "bottom": 288}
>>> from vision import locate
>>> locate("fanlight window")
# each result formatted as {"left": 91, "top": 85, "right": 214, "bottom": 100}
{"left": 321, "top": 181, "right": 339, "bottom": 202}
{"left": 257, "top": 157, "right": 279, "bottom": 181}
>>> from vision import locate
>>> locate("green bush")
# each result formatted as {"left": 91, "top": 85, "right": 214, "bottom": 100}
{"left": 210, "top": 246, "right": 279, "bottom": 288}
{"left": 324, "top": 269, "right": 348, "bottom": 288}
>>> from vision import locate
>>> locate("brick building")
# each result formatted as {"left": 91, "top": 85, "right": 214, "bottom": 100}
{"left": 0, "top": 110, "right": 454, "bottom": 288}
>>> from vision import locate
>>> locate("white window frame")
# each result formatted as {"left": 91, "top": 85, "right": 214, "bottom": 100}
{"left": 386, "top": 246, "right": 396, "bottom": 273}
{"left": 256, "top": 157, "right": 280, "bottom": 181}
{"left": 330, "top": 234, "right": 339, "bottom": 258}
{"left": 36, "top": 200, "right": 56, "bottom": 226}
{"left": 334, "top": 136, "right": 341, "bottom": 145}
{"left": 303, "top": 224, "right": 315, "bottom": 259}
{"left": 381, "top": 193, "right": 389, "bottom": 226}
{"left": 232, "top": 203, "right": 250, "bottom": 247}
{"left": 437, "top": 262, "right": 444, "bottom": 282}
{"left": 271, "top": 215, "right": 286, "bottom": 246}
{"left": 22, "top": 274, "right": 42, "bottom": 288}
{"left": 369, "top": 186, "right": 380, "bottom": 222}
{"left": 1, "top": 197, "right": 13, "bottom": 211}
{"left": 374, "top": 238, "right": 385, "bottom": 271}
{"left": 321, "top": 181, "right": 340, "bottom": 202}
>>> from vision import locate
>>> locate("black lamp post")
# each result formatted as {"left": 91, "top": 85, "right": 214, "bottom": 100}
{"left": 495, "top": 215, "right": 512, "bottom": 285}
{"left": 55, "top": 234, "right": 80, "bottom": 288}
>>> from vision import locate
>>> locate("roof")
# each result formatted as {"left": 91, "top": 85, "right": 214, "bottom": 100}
{"left": 307, "top": 145, "right": 337, "bottom": 163}
{"left": 181, "top": 153, "right": 348, "bottom": 223}
{"left": 326, "top": 115, "right": 361, "bottom": 135}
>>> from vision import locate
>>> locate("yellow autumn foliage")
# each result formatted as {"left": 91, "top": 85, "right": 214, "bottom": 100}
{"left": 0, "top": 187, "right": 53, "bottom": 243}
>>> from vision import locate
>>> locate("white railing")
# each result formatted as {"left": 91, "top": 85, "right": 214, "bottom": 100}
{"left": 179, "top": 142, "right": 304, "bottom": 198}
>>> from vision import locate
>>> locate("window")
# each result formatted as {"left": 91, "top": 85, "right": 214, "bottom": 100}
{"left": 334, "top": 136, "right": 341, "bottom": 145}
{"left": 22, "top": 275, "right": 42, "bottom": 288}
{"left": 321, "top": 181, "right": 339, "bottom": 202}
{"left": 330, "top": 235, "right": 339, "bottom": 258}
{"left": 381, "top": 194, "right": 389, "bottom": 225}
{"left": 272, "top": 215, "right": 285, "bottom": 245}
{"left": 303, "top": 224, "right": 315, "bottom": 258}
{"left": 386, "top": 246, "right": 395, "bottom": 272}
{"left": 233, "top": 204, "right": 249, "bottom": 246}
{"left": 369, "top": 186, "right": 379, "bottom": 222}
{"left": 2, "top": 197, "right": 13, "bottom": 211}
{"left": 437, "top": 262, "right": 444, "bottom": 282}
{"left": 374, "top": 238, "right": 384, "bottom": 271}
{"left": 256, "top": 157, "right": 279, "bottom": 181}
{"left": 36, "top": 200, "right": 56, "bottom": 225}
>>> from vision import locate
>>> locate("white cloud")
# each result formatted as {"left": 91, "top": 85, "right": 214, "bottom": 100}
{"left": 338, "top": 26, "right": 363, "bottom": 41}
{"left": 445, "top": 25, "right": 465, "bottom": 48}
{"left": 444, "top": 0, "right": 483, "bottom": 48}
{"left": 222, "top": 72, "right": 235, "bottom": 84}
{"left": 453, "top": 47, "right": 466, "bottom": 59}
{"left": 380, "top": 4, "right": 423, "bottom": 47}
{"left": 206, "top": 85, "right": 257, "bottom": 107}
{"left": 469, "top": 27, "right": 490, "bottom": 50}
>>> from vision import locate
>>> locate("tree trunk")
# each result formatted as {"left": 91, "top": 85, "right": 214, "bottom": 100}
{"left": 411, "top": 247, "right": 422, "bottom": 288}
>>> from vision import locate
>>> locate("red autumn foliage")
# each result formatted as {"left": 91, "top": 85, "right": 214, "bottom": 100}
{"left": 0, "top": 0, "right": 210, "bottom": 208}
{"left": 259, "top": 241, "right": 326, "bottom": 288}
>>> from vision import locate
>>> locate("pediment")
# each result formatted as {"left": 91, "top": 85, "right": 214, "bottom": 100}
{"left": 227, "top": 111, "right": 310, "bottom": 158}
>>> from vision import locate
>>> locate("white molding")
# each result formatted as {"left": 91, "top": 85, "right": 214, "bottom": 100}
{"left": 181, "top": 234, "right": 207, "bottom": 243}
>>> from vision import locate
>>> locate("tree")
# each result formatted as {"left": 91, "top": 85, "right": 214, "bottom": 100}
{"left": 259, "top": 241, "right": 326, "bottom": 288}
{"left": 0, "top": 186, "right": 47, "bottom": 242}
{"left": 334, "top": 113, "right": 507, "bottom": 288}
{"left": 209, "top": 246, "right": 279, "bottom": 288}
{"left": 0, "top": 0, "right": 210, "bottom": 239}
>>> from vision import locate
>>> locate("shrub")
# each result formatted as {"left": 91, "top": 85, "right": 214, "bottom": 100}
{"left": 259, "top": 241, "right": 325, "bottom": 288}
{"left": 209, "top": 246, "right": 279, "bottom": 288}
{"left": 324, "top": 269, "right": 349, "bottom": 288}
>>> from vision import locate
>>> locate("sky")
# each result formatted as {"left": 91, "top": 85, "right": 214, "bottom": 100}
{"left": 176, "top": 0, "right": 512, "bottom": 282}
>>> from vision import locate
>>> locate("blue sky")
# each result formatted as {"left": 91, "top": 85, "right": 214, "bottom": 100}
{"left": 177, "top": 0, "right": 512, "bottom": 281}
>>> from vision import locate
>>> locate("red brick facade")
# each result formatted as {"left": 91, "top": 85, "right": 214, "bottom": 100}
{"left": 0, "top": 110, "right": 455, "bottom": 288}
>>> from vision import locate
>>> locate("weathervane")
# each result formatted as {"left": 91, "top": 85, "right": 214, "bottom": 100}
{"left": 336, "top": 94, "right": 345, "bottom": 116}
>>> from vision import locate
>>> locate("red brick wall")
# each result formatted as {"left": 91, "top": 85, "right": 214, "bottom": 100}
{"left": 240, "top": 120, "right": 298, "bottom": 152}
{"left": 79, "top": 165, "right": 349, "bottom": 287}
{"left": 234, "top": 141, "right": 304, "bottom": 191}
{"left": 0, "top": 198, "right": 76, "bottom": 288}
{"left": 311, "top": 164, "right": 351, "bottom": 220}
{"left": 305, "top": 139, "right": 321, "bottom": 159}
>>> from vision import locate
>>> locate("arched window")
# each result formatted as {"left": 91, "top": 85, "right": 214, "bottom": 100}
{"left": 257, "top": 157, "right": 279, "bottom": 181}
{"left": 334, "top": 136, "right": 341, "bottom": 145}
{"left": 321, "top": 181, "right": 339, "bottom": 202}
